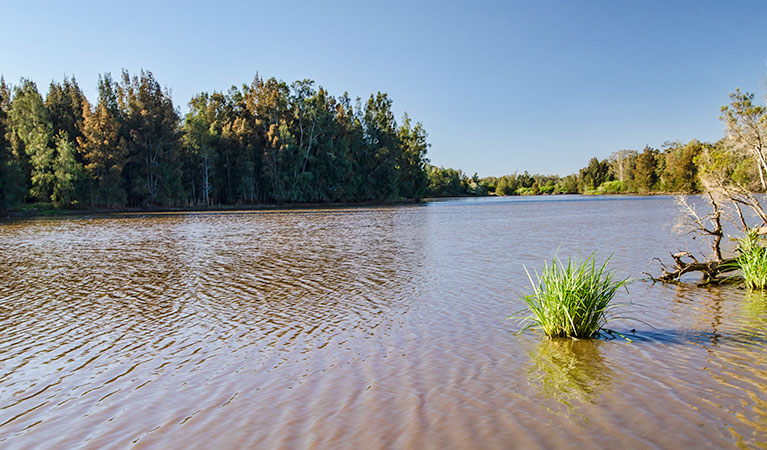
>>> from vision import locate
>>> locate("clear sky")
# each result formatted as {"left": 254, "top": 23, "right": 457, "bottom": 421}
{"left": 2, "top": 0, "right": 766, "bottom": 176}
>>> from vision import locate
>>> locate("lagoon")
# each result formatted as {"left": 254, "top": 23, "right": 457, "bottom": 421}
{"left": 0, "top": 196, "right": 765, "bottom": 448}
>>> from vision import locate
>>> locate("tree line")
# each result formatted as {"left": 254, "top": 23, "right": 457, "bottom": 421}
{"left": 2, "top": 70, "right": 763, "bottom": 213}
{"left": 427, "top": 89, "right": 767, "bottom": 198}
{"left": 0, "top": 70, "right": 430, "bottom": 213}
{"left": 427, "top": 139, "right": 712, "bottom": 197}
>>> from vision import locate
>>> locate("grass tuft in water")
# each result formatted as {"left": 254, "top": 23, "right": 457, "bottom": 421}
{"left": 737, "top": 231, "right": 767, "bottom": 290}
{"left": 512, "top": 253, "right": 628, "bottom": 339}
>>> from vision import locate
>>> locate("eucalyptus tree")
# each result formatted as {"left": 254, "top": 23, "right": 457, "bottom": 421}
{"left": 720, "top": 89, "right": 767, "bottom": 190}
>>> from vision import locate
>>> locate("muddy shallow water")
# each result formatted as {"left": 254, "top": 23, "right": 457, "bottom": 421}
{"left": 0, "top": 196, "right": 765, "bottom": 449}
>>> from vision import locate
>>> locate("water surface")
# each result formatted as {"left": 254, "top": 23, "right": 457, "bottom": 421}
{"left": 1, "top": 196, "right": 766, "bottom": 448}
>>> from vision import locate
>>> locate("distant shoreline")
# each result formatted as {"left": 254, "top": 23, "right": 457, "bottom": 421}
{"left": 1, "top": 198, "right": 427, "bottom": 220}
{"left": 2, "top": 192, "right": 705, "bottom": 221}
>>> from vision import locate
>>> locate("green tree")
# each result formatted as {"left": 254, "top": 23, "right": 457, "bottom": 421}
{"left": 495, "top": 173, "right": 518, "bottom": 195}
{"left": 10, "top": 79, "right": 55, "bottom": 201}
{"left": 183, "top": 92, "right": 219, "bottom": 205}
{"left": 119, "top": 70, "right": 183, "bottom": 206}
{"left": 428, "top": 165, "right": 467, "bottom": 197}
{"left": 579, "top": 157, "right": 611, "bottom": 191}
{"left": 51, "top": 131, "right": 83, "bottom": 207}
{"left": 662, "top": 140, "right": 704, "bottom": 192}
{"left": 79, "top": 86, "right": 128, "bottom": 207}
{"left": 633, "top": 147, "right": 659, "bottom": 192}
{"left": 45, "top": 77, "right": 86, "bottom": 144}
{"left": 0, "top": 78, "right": 25, "bottom": 212}
{"left": 720, "top": 89, "right": 767, "bottom": 190}
{"left": 361, "top": 92, "right": 400, "bottom": 200}
{"left": 396, "top": 113, "right": 430, "bottom": 200}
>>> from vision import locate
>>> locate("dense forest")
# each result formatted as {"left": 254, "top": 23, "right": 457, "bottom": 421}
{"left": 0, "top": 70, "right": 763, "bottom": 214}
{"left": 0, "top": 71, "right": 430, "bottom": 213}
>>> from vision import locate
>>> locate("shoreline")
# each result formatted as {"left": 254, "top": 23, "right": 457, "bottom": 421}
{"left": 1, "top": 198, "right": 426, "bottom": 221}
{"left": 1, "top": 191, "right": 706, "bottom": 221}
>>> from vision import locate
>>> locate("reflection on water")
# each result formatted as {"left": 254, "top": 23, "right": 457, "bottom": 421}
{"left": 742, "top": 289, "right": 767, "bottom": 325}
{"left": 1, "top": 197, "right": 767, "bottom": 448}
{"left": 527, "top": 339, "right": 614, "bottom": 415}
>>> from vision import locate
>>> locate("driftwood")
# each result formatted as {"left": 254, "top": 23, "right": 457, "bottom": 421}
{"left": 649, "top": 194, "right": 736, "bottom": 284}
{"left": 648, "top": 251, "right": 737, "bottom": 284}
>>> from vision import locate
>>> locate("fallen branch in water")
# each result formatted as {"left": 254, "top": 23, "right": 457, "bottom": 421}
{"left": 647, "top": 251, "right": 738, "bottom": 284}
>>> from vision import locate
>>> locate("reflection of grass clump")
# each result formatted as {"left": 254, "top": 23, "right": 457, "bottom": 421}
{"left": 528, "top": 338, "right": 613, "bottom": 407}
{"left": 737, "top": 232, "right": 767, "bottom": 290}
{"left": 514, "top": 253, "right": 628, "bottom": 339}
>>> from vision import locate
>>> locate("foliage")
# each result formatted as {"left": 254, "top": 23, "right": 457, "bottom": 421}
{"left": 0, "top": 71, "right": 433, "bottom": 211}
{"left": 597, "top": 180, "right": 626, "bottom": 194}
{"left": 0, "top": 78, "right": 25, "bottom": 212}
{"left": 737, "top": 231, "right": 767, "bottom": 290}
{"left": 513, "top": 253, "right": 628, "bottom": 339}
{"left": 633, "top": 147, "right": 660, "bottom": 192}
{"left": 579, "top": 157, "right": 611, "bottom": 191}
{"left": 427, "top": 165, "right": 468, "bottom": 197}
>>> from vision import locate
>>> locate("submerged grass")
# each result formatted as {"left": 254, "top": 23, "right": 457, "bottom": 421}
{"left": 512, "top": 253, "right": 628, "bottom": 339}
{"left": 737, "top": 232, "right": 767, "bottom": 290}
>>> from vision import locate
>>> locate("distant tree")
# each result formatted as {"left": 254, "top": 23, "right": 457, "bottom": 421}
{"left": 428, "top": 165, "right": 467, "bottom": 197}
{"left": 396, "top": 113, "right": 430, "bottom": 200}
{"left": 720, "top": 89, "right": 767, "bottom": 190}
{"left": 0, "top": 78, "right": 25, "bottom": 212}
{"left": 10, "top": 79, "right": 55, "bottom": 201}
{"left": 662, "top": 140, "right": 704, "bottom": 192}
{"left": 579, "top": 157, "right": 611, "bottom": 191}
{"left": 183, "top": 93, "right": 219, "bottom": 205}
{"left": 495, "top": 173, "right": 518, "bottom": 195}
{"left": 634, "top": 147, "right": 659, "bottom": 192}
{"left": 362, "top": 92, "right": 400, "bottom": 200}
{"left": 607, "top": 150, "right": 637, "bottom": 184}
{"left": 555, "top": 174, "right": 579, "bottom": 194}
{"left": 119, "top": 70, "right": 183, "bottom": 206}
{"left": 78, "top": 76, "right": 128, "bottom": 207}
{"left": 51, "top": 131, "right": 83, "bottom": 207}
{"left": 45, "top": 77, "right": 86, "bottom": 144}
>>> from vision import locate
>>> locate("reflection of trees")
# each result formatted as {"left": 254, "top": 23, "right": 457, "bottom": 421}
{"left": 527, "top": 338, "right": 614, "bottom": 410}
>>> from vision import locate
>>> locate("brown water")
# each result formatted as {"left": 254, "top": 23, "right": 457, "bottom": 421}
{"left": 1, "top": 196, "right": 766, "bottom": 449}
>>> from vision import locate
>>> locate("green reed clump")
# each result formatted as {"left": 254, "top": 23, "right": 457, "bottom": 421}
{"left": 513, "top": 253, "right": 628, "bottom": 339}
{"left": 737, "top": 232, "right": 767, "bottom": 290}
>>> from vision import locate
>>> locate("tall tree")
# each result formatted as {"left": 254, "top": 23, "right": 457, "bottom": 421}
{"left": 78, "top": 79, "right": 128, "bottom": 207}
{"left": 45, "top": 77, "right": 86, "bottom": 144}
{"left": 0, "top": 78, "right": 25, "bottom": 212}
{"left": 662, "top": 140, "right": 703, "bottom": 192}
{"left": 51, "top": 131, "right": 83, "bottom": 207}
{"left": 720, "top": 89, "right": 767, "bottom": 190}
{"left": 361, "top": 92, "right": 400, "bottom": 199}
{"left": 633, "top": 147, "right": 659, "bottom": 192}
{"left": 119, "top": 70, "right": 183, "bottom": 206}
{"left": 10, "top": 79, "right": 55, "bottom": 201}
{"left": 397, "top": 113, "right": 430, "bottom": 200}
{"left": 579, "top": 157, "right": 610, "bottom": 191}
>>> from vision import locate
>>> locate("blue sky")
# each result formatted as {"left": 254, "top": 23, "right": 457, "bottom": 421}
{"left": 2, "top": 0, "right": 766, "bottom": 176}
